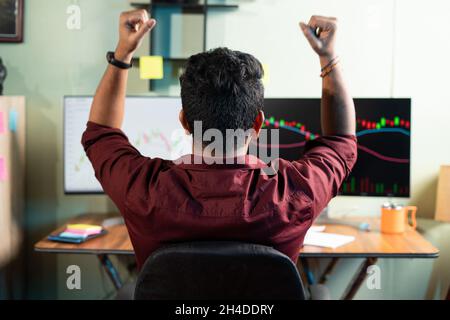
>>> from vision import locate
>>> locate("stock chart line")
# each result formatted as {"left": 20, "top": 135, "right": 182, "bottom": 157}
{"left": 134, "top": 130, "right": 184, "bottom": 153}
{"left": 357, "top": 127, "right": 410, "bottom": 137}
{"left": 261, "top": 116, "right": 410, "bottom": 164}
{"left": 356, "top": 145, "right": 409, "bottom": 164}
{"left": 257, "top": 141, "right": 409, "bottom": 164}
{"left": 263, "top": 116, "right": 410, "bottom": 139}
{"left": 276, "top": 123, "right": 410, "bottom": 139}
{"left": 74, "top": 154, "right": 87, "bottom": 172}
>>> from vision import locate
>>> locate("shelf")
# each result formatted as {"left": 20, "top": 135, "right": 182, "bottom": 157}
{"left": 131, "top": 57, "right": 188, "bottom": 64}
{"left": 163, "top": 57, "right": 190, "bottom": 61}
{"left": 129, "top": 1, "right": 239, "bottom": 92}
{"left": 130, "top": 2, "right": 238, "bottom": 10}
{"left": 131, "top": 57, "right": 189, "bottom": 70}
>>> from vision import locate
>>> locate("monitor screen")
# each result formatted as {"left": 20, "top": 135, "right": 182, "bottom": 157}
{"left": 64, "top": 96, "right": 190, "bottom": 194}
{"left": 64, "top": 97, "right": 411, "bottom": 197}
{"left": 259, "top": 98, "right": 411, "bottom": 197}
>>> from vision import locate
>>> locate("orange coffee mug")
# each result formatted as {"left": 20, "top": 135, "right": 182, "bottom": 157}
{"left": 381, "top": 205, "right": 417, "bottom": 234}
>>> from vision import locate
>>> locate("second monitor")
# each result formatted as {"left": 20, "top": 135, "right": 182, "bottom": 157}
{"left": 260, "top": 98, "right": 411, "bottom": 197}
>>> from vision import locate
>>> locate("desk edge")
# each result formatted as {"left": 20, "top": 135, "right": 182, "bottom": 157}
{"left": 35, "top": 246, "right": 439, "bottom": 259}
{"left": 300, "top": 252, "right": 440, "bottom": 259}
{"left": 34, "top": 247, "right": 134, "bottom": 256}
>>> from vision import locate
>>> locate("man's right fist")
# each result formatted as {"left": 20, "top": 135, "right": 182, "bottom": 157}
{"left": 300, "top": 16, "right": 338, "bottom": 61}
{"left": 115, "top": 9, "right": 157, "bottom": 63}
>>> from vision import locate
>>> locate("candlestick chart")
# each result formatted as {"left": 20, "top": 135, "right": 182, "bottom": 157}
{"left": 258, "top": 99, "right": 411, "bottom": 197}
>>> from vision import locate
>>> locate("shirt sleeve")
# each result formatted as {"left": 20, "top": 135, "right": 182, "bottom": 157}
{"left": 287, "top": 135, "right": 358, "bottom": 220}
{"left": 81, "top": 121, "right": 157, "bottom": 212}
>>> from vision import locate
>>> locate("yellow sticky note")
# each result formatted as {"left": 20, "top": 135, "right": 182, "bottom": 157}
{"left": 139, "top": 56, "right": 164, "bottom": 80}
{"left": 262, "top": 64, "right": 269, "bottom": 85}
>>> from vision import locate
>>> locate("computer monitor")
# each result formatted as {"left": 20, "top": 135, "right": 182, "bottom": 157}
{"left": 65, "top": 97, "right": 411, "bottom": 197}
{"left": 64, "top": 96, "right": 190, "bottom": 194}
{"left": 260, "top": 98, "right": 411, "bottom": 197}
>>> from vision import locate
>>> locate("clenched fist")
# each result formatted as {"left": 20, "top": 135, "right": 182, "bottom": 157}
{"left": 115, "top": 9, "right": 157, "bottom": 63}
{"left": 300, "top": 16, "right": 338, "bottom": 63}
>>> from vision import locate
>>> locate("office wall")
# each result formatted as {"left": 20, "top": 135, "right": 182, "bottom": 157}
{"left": 0, "top": 0, "right": 448, "bottom": 299}
{"left": 208, "top": 0, "right": 450, "bottom": 218}
{"left": 0, "top": 0, "right": 148, "bottom": 299}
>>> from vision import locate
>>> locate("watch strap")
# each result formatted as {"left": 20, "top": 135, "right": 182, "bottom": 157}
{"left": 106, "top": 51, "right": 133, "bottom": 69}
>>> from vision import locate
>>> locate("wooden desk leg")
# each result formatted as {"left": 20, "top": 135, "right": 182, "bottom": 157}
{"left": 341, "top": 257, "right": 378, "bottom": 300}
{"left": 319, "top": 258, "right": 340, "bottom": 284}
{"left": 296, "top": 259, "right": 309, "bottom": 289}
{"left": 98, "top": 254, "right": 123, "bottom": 290}
{"left": 300, "top": 258, "right": 315, "bottom": 285}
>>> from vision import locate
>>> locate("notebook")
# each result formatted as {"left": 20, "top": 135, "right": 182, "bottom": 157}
{"left": 304, "top": 230, "right": 355, "bottom": 249}
{"left": 48, "top": 229, "right": 107, "bottom": 244}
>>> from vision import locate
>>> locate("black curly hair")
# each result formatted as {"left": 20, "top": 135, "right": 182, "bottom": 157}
{"left": 180, "top": 48, "right": 264, "bottom": 142}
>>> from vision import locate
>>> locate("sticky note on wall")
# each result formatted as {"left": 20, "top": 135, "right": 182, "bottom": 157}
{"left": 9, "top": 109, "right": 18, "bottom": 132}
{"left": 140, "top": 56, "right": 164, "bottom": 80}
{"left": 0, "top": 111, "right": 5, "bottom": 134}
{"left": 0, "top": 156, "right": 7, "bottom": 182}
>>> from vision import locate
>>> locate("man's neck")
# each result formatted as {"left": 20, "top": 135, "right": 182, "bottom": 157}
{"left": 192, "top": 148, "right": 248, "bottom": 158}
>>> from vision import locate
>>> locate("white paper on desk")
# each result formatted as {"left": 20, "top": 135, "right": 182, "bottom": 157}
{"left": 304, "top": 230, "right": 355, "bottom": 249}
{"left": 309, "top": 225, "right": 326, "bottom": 232}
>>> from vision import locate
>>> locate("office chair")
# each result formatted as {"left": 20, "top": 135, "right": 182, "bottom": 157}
{"left": 133, "top": 241, "right": 307, "bottom": 300}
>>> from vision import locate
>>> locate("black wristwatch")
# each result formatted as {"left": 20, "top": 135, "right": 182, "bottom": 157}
{"left": 106, "top": 51, "right": 133, "bottom": 69}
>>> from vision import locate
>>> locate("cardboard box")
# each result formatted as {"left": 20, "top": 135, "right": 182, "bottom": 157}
{"left": 435, "top": 165, "right": 450, "bottom": 222}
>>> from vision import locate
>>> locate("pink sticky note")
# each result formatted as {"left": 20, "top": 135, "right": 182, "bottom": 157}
{"left": 0, "top": 111, "right": 5, "bottom": 134}
{"left": 0, "top": 157, "right": 7, "bottom": 181}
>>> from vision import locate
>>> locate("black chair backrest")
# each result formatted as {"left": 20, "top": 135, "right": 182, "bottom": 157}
{"left": 134, "top": 241, "right": 306, "bottom": 300}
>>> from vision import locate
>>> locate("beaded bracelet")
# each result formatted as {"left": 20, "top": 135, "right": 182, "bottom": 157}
{"left": 320, "top": 57, "right": 340, "bottom": 78}
{"left": 321, "top": 56, "right": 339, "bottom": 71}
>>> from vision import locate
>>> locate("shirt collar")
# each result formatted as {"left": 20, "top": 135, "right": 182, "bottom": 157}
{"left": 172, "top": 154, "right": 269, "bottom": 170}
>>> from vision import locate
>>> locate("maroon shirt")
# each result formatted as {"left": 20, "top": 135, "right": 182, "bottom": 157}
{"left": 82, "top": 121, "right": 357, "bottom": 269}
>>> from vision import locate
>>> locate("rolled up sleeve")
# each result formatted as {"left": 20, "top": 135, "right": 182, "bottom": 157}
{"left": 288, "top": 135, "right": 358, "bottom": 219}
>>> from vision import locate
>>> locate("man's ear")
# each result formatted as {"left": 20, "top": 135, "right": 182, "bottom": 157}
{"left": 179, "top": 109, "right": 191, "bottom": 135}
{"left": 253, "top": 110, "right": 265, "bottom": 136}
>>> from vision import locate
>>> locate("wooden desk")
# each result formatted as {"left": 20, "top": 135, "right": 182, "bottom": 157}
{"left": 298, "top": 217, "right": 438, "bottom": 299}
{"left": 300, "top": 218, "right": 439, "bottom": 258}
{"left": 35, "top": 214, "right": 133, "bottom": 256}
{"left": 35, "top": 213, "right": 439, "bottom": 299}
{"left": 34, "top": 214, "right": 132, "bottom": 290}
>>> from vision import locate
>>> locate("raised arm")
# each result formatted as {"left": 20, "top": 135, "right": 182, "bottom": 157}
{"left": 300, "top": 16, "right": 356, "bottom": 136}
{"left": 89, "top": 9, "right": 156, "bottom": 128}
{"left": 288, "top": 17, "right": 357, "bottom": 218}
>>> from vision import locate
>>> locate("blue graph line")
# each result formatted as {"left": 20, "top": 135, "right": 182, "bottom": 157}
{"left": 279, "top": 125, "right": 309, "bottom": 136}
{"left": 276, "top": 125, "right": 410, "bottom": 137}
{"left": 357, "top": 128, "right": 410, "bottom": 137}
